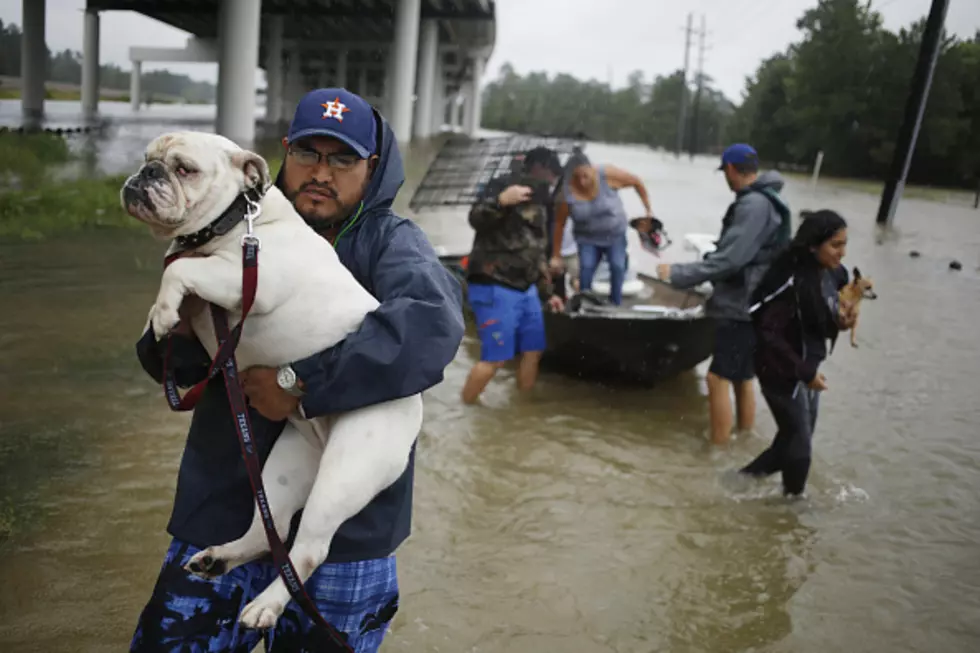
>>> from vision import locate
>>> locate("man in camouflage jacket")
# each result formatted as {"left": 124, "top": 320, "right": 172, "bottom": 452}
{"left": 460, "top": 147, "right": 565, "bottom": 404}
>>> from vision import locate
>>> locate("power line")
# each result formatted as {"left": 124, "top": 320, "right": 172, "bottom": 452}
{"left": 688, "top": 14, "right": 710, "bottom": 158}
{"left": 675, "top": 12, "right": 694, "bottom": 158}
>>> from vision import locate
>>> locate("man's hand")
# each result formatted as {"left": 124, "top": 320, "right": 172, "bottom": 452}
{"left": 497, "top": 185, "right": 533, "bottom": 207}
{"left": 656, "top": 263, "right": 672, "bottom": 283}
{"left": 240, "top": 366, "right": 302, "bottom": 421}
{"left": 546, "top": 295, "right": 565, "bottom": 313}
{"left": 549, "top": 256, "right": 565, "bottom": 274}
{"left": 808, "top": 372, "right": 828, "bottom": 392}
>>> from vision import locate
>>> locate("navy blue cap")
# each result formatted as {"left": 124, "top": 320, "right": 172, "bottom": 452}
{"left": 718, "top": 143, "right": 759, "bottom": 170}
{"left": 287, "top": 88, "right": 377, "bottom": 158}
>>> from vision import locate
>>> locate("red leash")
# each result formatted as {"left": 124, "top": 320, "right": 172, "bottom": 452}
{"left": 160, "top": 195, "right": 354, "bottom": 650}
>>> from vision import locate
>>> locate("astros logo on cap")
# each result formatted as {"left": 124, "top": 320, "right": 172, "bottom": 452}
{"left": 321, "top": 97, "right": 351, "bottom": 123}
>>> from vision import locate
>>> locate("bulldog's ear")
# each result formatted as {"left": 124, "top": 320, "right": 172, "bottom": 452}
{"left": 231, "top": 150, "right": 271, "bottom": 191}
{"left": 853, "top": 266, "right": 862, "bottom": 280}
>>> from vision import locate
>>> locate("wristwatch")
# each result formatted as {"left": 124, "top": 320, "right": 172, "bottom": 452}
{"left": 276, "top": 364, "right": 304, "bottom": 397}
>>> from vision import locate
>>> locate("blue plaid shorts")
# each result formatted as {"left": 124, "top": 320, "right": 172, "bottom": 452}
{"left": 129, "top": 539, "right": 399, "bottom": 653}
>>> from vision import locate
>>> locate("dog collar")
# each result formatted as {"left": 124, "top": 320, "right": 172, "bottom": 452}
{"left": 174, "top": 186, "right": 265, "bottom": 250}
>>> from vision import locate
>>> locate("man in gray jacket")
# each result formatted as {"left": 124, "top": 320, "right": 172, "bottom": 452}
{"left": 657, "top": 144, "right": 790, "bottom": 446}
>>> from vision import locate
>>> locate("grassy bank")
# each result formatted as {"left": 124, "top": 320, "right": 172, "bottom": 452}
{"left": 784, "top": 171, "right": 979, "bottom": 205}
{"left": 0, "top": 174, "right": 134, "bottom": 240}
{"left": 0, "top": 87, "right": 135, "bottom": 102}
{"left": 0, "top": 133, "right": 285, "bottom": 241}
{"left": 0, "top": 131, "right": 75, "bottom": 189}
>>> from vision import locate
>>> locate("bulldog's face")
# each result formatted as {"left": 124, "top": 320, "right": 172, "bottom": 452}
{"left": 121, "top": 131, "right": 270, "bottom": 240}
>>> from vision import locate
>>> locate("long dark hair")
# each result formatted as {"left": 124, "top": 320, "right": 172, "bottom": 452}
{"left": 752, "top": 209, "right": 847, "bottom": 340}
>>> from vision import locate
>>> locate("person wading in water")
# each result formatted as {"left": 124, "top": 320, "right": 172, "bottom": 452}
{"left": 737, "top": 210, "right": 856, "bottom": 497}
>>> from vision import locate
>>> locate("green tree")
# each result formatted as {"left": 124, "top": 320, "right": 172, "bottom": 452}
{"left": 0, "top": 20, "right": 215, "bottom": 104}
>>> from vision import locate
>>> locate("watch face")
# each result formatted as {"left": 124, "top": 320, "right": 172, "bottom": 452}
{"left": 276, "top": 366, "right": 296, "bottom": 390}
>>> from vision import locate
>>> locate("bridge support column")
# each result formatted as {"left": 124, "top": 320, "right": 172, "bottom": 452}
{"left": 358, "top": 67, "right": 368, "bottom": 97}
{"left": 336, "top": 48, "right": 349, "bottom": 89}
{"left": 130, "top": 61, "right": 142, "bottom": 112}
{"left": 284, "top": 48, "right": 304, "bottom": 114}
{"left": 216, "top": 0, "right": 262, "bottom": 146}
{"left": 450, "top": 93, "right": 462, "bottom": 132}
{"left": 413, "top": 19, "right": 438, "bottom": 139}
{"left": 430, "top": 58, "right": 445, "bottom": 135}
{"left": 389, "top": 0, "right": 421, "bottom": 142}
{"left": 81, "top": 9, "right": 100, "bottom": 120}
{"left": 264, "top": 15, "right": 284, "bottom": 124}
{"left": 20, "top": 0, "right": 46, "bottom": 123}
{"left": 464, "top": 54, "right": 484, "bottom": 137}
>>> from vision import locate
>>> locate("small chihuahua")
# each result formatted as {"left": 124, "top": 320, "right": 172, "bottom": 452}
{"left": 838, "top": 266, "right": 878, "bottom": 348}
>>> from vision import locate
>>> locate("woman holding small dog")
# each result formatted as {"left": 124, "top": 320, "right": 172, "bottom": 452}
{"left": 738, "top": 210, "right": 855, "bottom": 497}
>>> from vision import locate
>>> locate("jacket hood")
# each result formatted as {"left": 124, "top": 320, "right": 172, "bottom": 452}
{"left": 273, "top": 107, "right": 405, "bottom": 221}
{"left": 749, "top": 170, "right": 785, "bottom": 193}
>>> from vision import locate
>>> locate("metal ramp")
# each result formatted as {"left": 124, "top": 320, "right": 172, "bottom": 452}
{"left": 408, "top": 133, "right": 586, "bottom": 211}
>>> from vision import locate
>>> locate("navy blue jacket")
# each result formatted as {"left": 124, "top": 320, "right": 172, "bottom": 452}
{"left": 136, "top": 112, "right": 465, "bottom": 562}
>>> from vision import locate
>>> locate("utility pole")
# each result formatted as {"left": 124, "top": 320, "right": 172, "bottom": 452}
{"left": 674, "top": 12, "right": 694, "bottom": 158}
{"left": 688, "top": 14, "right": 708, "bottom": 159}
{"left": 875, "top": 0, "right": 950, "bottom": 226}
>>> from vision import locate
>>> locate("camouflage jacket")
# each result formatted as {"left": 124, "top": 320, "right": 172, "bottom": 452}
{"left": 466, "top": 174, "right": 553, "bottom": 300}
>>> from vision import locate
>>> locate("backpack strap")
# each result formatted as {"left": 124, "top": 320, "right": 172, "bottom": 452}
{"left": 748, "top": 275, "right": 794, "bottom": 315}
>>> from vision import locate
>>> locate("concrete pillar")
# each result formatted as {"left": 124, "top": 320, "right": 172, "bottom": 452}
{"left": 358, "top": 66, "right": 368, "bottom": 96}
{"left": 130, "top": 61, "right": 142, "bottom": 112}
{"left": 382, "top": 46, "right": 395, "bottom": 116}
{"left": 413, "top": 19, "right": 438, "bottom": 139}
{"left": 285, "top": 48, "right": 303, "bottom": 113}
{"left": 430, "top": 58, "right": 445, "bottom": 134}
{"left": 450, "top": 93, "right": 462, "bottom": 132}
{"left": 216, "top": 0, "right": 263, "bottom": 146}
{"left": 464, "top": 54, "right": 484, "bottom": 137}
{"left": 336, "top": 49, "right": 348, "bottom": 89}
{"left": 389, "top": 0, "right": 422, "bottom": 142}
{"left": 81, "top": 9, "right": 100, "bottom": 120}
{"left": 264, "top": 15, "right": 284, "bottom": 124}
{"left": 20, "top": 0, "right": 46, "bottom": 122}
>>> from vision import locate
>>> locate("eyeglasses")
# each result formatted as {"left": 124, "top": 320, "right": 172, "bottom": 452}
{"left": 287, "top": 146, "right": 361, "bottom": 171}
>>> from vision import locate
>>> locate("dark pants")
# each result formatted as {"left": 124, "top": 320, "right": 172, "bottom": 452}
{"left": 741, "top": 383, "right": 820, "bottom": 496}
{"left": 708, "top": 318, "right": 756, "bottom": 382}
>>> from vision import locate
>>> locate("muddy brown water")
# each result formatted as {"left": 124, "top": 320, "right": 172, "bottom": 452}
{"left": 2, "top": 131, "right": 980, "bottom": 652}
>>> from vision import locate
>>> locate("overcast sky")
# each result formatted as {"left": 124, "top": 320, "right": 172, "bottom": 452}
{"left": 2, "top": 0, "right": 979, "bottom": 102}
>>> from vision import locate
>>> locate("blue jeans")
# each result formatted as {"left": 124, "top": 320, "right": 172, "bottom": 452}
{"left": 578, "top": 235, "right": 628, "bottom": 305}
{"left": 129, "top": 539, "right": 399, "bottom": 652}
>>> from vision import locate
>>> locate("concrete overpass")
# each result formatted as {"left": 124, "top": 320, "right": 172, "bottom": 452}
{"left": 18, "top": 0, "right": 496, "bottom": 145}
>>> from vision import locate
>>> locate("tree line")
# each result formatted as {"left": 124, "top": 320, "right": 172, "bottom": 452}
{"left": 481, "top": 0, "right": 980, "bottom": 188}
{"left": 0, "top": 19, "right": 216, "bottom": 103}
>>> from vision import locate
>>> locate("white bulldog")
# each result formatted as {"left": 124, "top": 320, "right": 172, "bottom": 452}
{"left": 121, "top": 130, "right": 423, "bottom": 630}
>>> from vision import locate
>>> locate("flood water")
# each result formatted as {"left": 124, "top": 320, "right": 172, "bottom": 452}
{"left": 2, "top": 102, "right": 980, "bottom": 652}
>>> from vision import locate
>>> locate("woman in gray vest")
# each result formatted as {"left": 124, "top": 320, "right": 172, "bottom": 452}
{"left": 549, "top": 151, "right": 653, "bottom": 305}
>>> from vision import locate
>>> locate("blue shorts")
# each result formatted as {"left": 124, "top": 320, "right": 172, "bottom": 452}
{"left": 129, "top": 539, "right": 399, "bottom": 653}
{"left": 468, "top": 283, "right": 546, "bottom": 363}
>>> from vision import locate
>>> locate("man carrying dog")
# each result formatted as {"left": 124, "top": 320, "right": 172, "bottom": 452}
{"left": 129, "top": 88, "right": 465, "bottom": 652}
{"left": 460, "top": 146, "right": 566, "bottom": 404}
{"left": 657, "top": 143, "right": 791, "bottom": 446}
